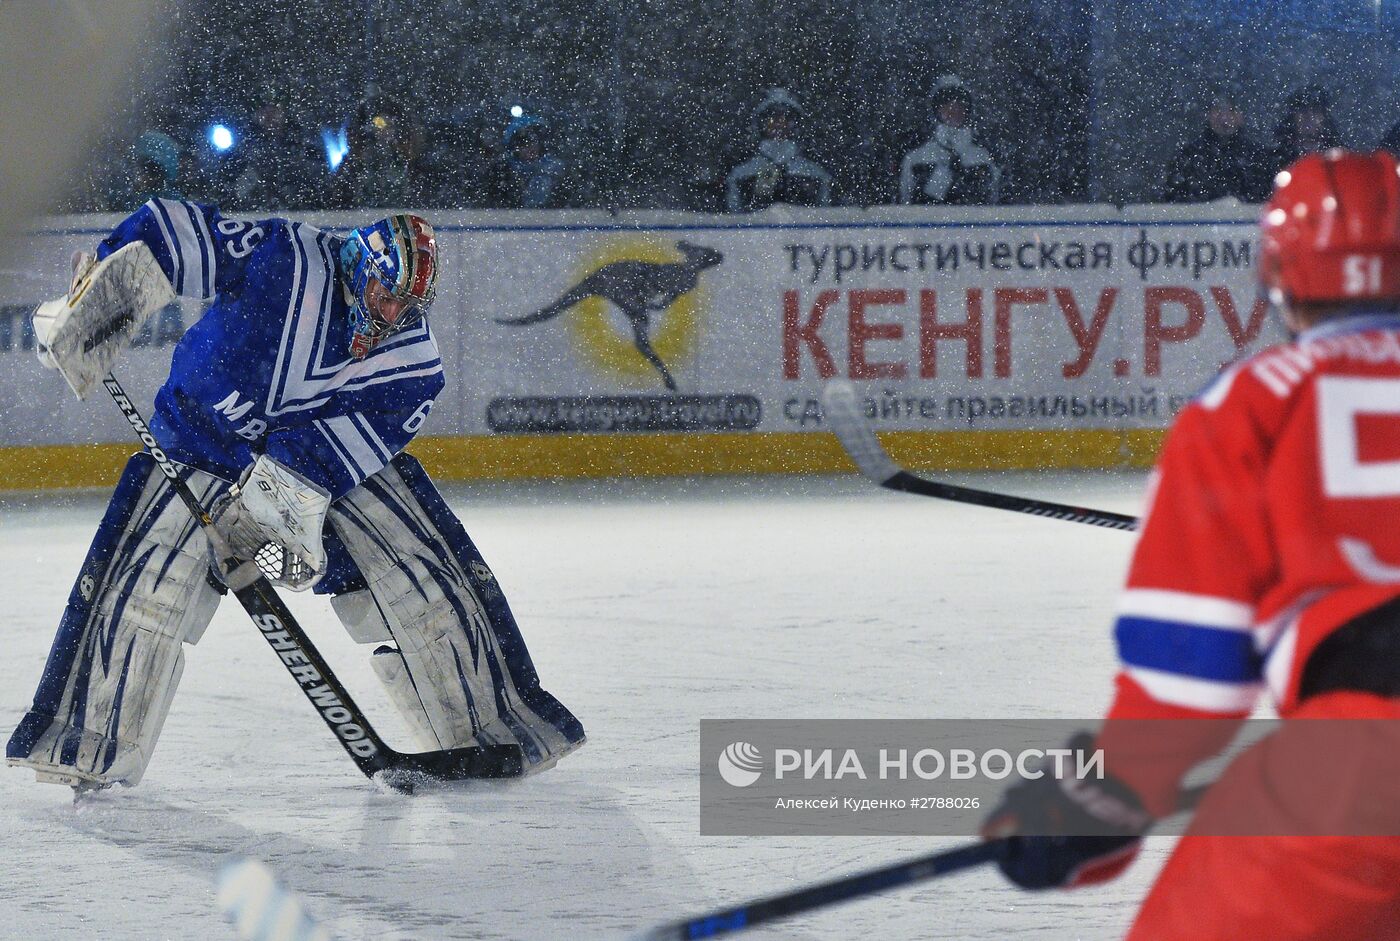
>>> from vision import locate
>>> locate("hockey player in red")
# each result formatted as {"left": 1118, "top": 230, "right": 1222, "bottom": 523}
{"left": 983, "top": 149, "right": 1400, "bottom": 938}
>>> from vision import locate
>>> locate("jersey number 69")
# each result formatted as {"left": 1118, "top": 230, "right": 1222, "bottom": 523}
{"left": 217, "top": 218, "right": 266, "bottom": 259}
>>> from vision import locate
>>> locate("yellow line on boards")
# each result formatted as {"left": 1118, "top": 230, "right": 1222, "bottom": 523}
{"left": 0, "top": 430, "right": 1166, "bottom": 491}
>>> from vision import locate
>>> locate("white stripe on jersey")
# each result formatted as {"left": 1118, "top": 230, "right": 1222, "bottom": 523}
{"left": 1264, "top": 620, "right": 1298, "bottom": 704}
{"left": 319, "top": 415, "right": 384, "bottom": 480}
{"left": 315, "top": 419, "right": 367, "bottom": 480}
{"left": 174, "top": 201, "right": 209, "bottom": 298}
{"left": 159, "top": 198, "right": 207, "bottom": 299}
{"left": 1116, "top": 589, "right": 1256, "bottom": 631}
{"left": 268, "top": 221, "right": 308, "bottom": 417}
{"left": 265, "top": 224, "right": 328, "bottom": 417}
{"left": 145, "top": 199, "right": 183, "bottom": 295}
{"left": 265, "top": 224, "right": 440, "bottom": 417}
{"left": 1198, "top": 361, "right": 1244, "bottom": 411}
{"left": 189, "top": 202, "right": 216, "bottom": 297}
{"left": 1126, "top": 665, "right": 1262, "bottom": 714}
{"left": 350, "top": 412, "right": 394, "bottom": 464}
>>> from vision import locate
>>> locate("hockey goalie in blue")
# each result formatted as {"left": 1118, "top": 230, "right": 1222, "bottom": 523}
{"left": 6, "top": 200, "right": 585, "bottom": 790}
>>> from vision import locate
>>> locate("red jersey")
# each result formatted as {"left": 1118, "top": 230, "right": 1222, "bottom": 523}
{"left": 1101, "top": 313, "right": 1400, "bottom": 810}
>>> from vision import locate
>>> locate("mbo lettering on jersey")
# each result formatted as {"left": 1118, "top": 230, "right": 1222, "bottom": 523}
{"left": 212, "top": 390, "right": 267, "bottom": 441}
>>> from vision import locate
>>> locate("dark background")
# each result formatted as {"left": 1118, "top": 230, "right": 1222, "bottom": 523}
{"left": 67, "top": 0, "right": 1400, "bottom": 210}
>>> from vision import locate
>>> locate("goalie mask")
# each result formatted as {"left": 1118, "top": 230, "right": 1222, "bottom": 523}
{"left": 340, "top": 214, "right": 439, "bottom": 359}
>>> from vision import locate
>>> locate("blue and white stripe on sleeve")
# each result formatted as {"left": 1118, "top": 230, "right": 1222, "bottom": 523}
{"left": 144, "top": 198, "right": 218, "bottom": 299}
{"left": 313, "top": 413, "right": 398, "bottom": 490}
{"left": 268, "top": 400, "right": 434, "bottom": 500}
{"left": 98, "top": 199, "right": 264, "bottom": 301}
{"left": 1114, "top": 588, "right": 1263, "bottom": 713}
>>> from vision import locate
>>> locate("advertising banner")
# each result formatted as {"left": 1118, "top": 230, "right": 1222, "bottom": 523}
{"left": 0, "top": 203, "right": 1281, "bottom": 487}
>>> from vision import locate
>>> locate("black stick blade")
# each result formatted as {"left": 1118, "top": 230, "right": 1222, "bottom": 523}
{"left": 376, "top": 743, "right": 526, "bottom": 791}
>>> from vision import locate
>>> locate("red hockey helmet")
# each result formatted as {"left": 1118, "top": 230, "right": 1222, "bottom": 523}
{"left": 1260, "top": 149, "right": 1400, "bottom": 305}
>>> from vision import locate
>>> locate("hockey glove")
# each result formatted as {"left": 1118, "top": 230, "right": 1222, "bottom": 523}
{"left": 981, "top": 732, "right": 1151, "bottom": 890}
{"left": 34, "top": 252, "right": 96, "bottom": 370}
{"left": 210, "top": 454, "right": 330, "bottom": 591}
{"left": 31, "top": 243, "right": 174, "bottom": 398}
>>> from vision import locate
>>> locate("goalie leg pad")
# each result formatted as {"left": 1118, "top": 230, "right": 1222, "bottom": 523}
{"left": 331, "top": 590, "right": 437, "bottom": 750}
{"left": 325, "top": 453, "right": 584, "bottom": 769}
{"left": 6, "top": 453, "right": 227, "bottom": 787}
{"left": 369, "top": 645, "right": 440, "bottom": 752}
{"left": 330, "top": 588, "right": 445, "bottom": 750}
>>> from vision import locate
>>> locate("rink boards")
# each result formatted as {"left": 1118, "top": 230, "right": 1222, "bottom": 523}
{"left": 0, "top": 203, "right": 1275, "bottom": 489}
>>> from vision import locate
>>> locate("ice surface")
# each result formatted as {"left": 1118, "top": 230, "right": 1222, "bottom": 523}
{"left": 0, "top": 471, "right": 1173, "bottom": 940}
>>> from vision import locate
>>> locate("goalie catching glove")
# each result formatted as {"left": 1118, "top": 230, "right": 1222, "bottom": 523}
{"left": 211, "top": 454, "right": 331, "bottom": 590}
{"left": 981, "top": 732, "right": 1152, "bottom": 890}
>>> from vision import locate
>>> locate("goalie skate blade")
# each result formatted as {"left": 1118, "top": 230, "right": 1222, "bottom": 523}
{"left": 9, "top": 758, "right": 112, "bottom": 794}
{"left": 375, "top": 742, "right": 526, "bottom": 792}
{"left": 34, "top": 770, "right": 92, "bottom": 789}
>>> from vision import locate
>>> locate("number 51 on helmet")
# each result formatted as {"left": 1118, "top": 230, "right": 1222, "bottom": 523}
{"left": 1260, "top": 150, "right": 1400, "bottom": 308}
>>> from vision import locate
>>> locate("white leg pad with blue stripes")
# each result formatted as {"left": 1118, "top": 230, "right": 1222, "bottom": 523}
{"left": 327, "top": 455, "right": 586, "bottom": 770}
{"left": 6, "top": 454, "right": 226, "bottom": 787}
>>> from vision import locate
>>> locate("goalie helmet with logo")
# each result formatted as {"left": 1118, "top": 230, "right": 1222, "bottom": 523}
{"left": 339, "top": 214, "right": 439, "bottom": 359}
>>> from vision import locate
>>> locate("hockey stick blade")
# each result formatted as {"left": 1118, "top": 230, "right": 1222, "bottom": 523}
{"left": 821, "top": 378, "right": 901, "bottom": 483}
{"left": 102, "top": 373, "right": 525, "bottom": 791}
{"left": 822, "top": 380, "right": 1138, "bottom": 531}
{"left": 369, "top": 741, "right": 524, "bottom": 791}
{"left": 639, "top": 782, "right": 1210, "bottom": 939}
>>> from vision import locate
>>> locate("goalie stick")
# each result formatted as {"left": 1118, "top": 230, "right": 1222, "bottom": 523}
{"left": 101, "top": 372, "right": 524, "bottom": 790}
{"left": 821, "top": 380, "right": 1139, "bottom": 532}
{"left": 639, "top": 782, "right": 1210, "bottom": 940}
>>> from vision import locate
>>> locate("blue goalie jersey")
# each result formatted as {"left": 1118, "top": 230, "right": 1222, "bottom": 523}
{"left": 97, "top": 199, "right": 444, "bottom": 499}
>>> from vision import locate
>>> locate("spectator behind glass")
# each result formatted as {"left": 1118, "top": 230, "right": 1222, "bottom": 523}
{"left": 486, "top": 114, "right": 569, "bottom": 209}
{"left": 609, "top": 117, "right": 689, "bottom": 210}
{"left": 107, "top": 129, "right": 183, "bottom": 210}
{"left": 417, "top": 115, "right": 500, "bottom": 208}
{"left": 233, "top": 90, "right": 327, "bottom": 210}
{"left": 725, "top": 87, "right": 834, "bottom": 212}
{"left": 1162, "top": 93, "right": 1272, "bottom": 203}
{"left": 1272, "top": 84, "right": 1342, "bottom": 170}
{"left": 900, "top": 75, "right": 1001, "bottom": 206}
{"left": 331, "top": 96, "right": 418, "bottom": 209}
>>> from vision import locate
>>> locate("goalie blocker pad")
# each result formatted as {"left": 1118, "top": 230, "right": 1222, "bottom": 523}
{"left": 32, "top": 241, "right": 177, "bottom": 400}
{"left": 6, "top": 453, "right": 228, "bottom": 786}
{"left": 319, "top": 454, "right": 585, "bottom": 770}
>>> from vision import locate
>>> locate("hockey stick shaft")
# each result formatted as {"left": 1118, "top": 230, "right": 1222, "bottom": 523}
{"left": 101, "top": 373, "right": 521, "bottom": 787}
{"left": 642, "top": 783, "right": 1210, "bottom": 940}
{"left": 881, "top": 471, "right": 1138, "bottom": 531}
{"left": 639, "top": 842, "right": 998, "bottom": 941}
{"left": 821, "top": 380, "right": 1138, "bottom": 531}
